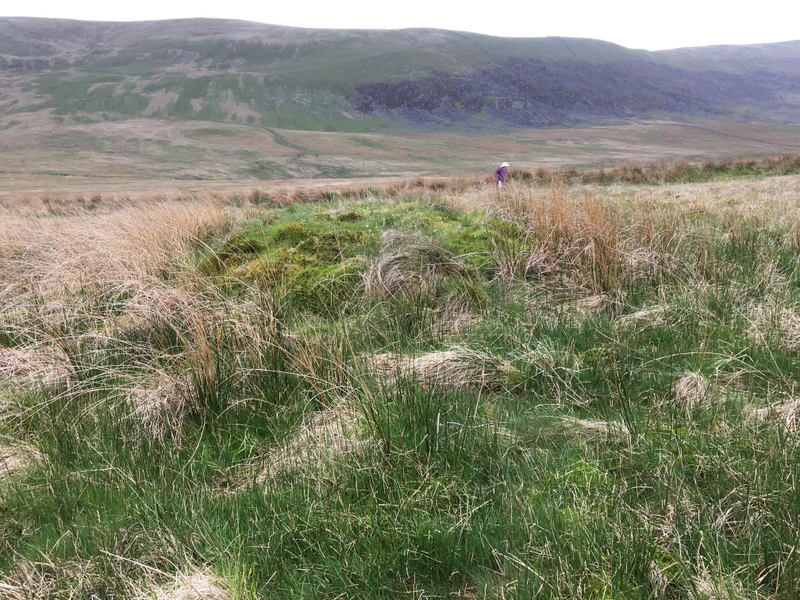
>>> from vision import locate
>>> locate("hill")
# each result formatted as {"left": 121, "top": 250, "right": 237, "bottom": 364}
{"left": 2, "top": 17, "right": 800, "bottom": 130}
{"left": 1, "top": 17, "right": 800, "bottom": 187}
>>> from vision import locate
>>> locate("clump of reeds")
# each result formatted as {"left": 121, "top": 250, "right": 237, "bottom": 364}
{"left": 489, "top": 183, "right": 623, "bottom": 292}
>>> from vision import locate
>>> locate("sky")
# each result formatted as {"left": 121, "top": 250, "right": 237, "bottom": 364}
{"left": 6, "top": 0, "right": 799, "bottom": 51}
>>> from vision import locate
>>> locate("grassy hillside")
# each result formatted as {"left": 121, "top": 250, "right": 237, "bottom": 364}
{"left": 1, "top": 165, "right": 800, "bottom": 597}
{"left": 2, "top": 18, "right": 799, "bottom": 134}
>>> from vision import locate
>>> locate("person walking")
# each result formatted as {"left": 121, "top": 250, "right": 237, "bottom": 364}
{"left": 493, "top": 162, "right": 510, "bottom": 188}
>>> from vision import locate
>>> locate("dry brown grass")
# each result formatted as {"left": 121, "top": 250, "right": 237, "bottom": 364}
{"left": 480, "top": 183, "right": 623, "bottom": 292}
{"left": 363, "top": 229, "right": 465, "bottom": 300}
{"left": 368, "top": 347, "right": 516, "bottom": 392}
{"left": 691, "top": 568, "right": 758, "bottom": 600}
{"left": 256, "top": 402, "right": 365, "bottom": 485}
{"left": 745, "top": 399, "right": 800, "bottom": 430}
{"left": 451, "top": 174, "right": 800, "bottom": 295}
{"left": 0, "top": 443, "right": 42, "bottom": 480}
{"left": 0, "top": 196, "right": 229, "bottom": 308}
{"left": 618, "top": 305, "right": 671, "bottom": 329}
{"left": 672, "top": 371, "right": 712, "bottom": 411}
{"left": 0, "top": 344, "right": 73, "bottom": 388}
{"left": 559, "top": 416, "right": 631, "bottom": 441}
{"left": 0, "top": 558, "right": 118, "bottom": 600}
{"left": 128, "top": 373, "right": 191, "bottom": 442}
{"left": 0, "top": 559, "right": 231, "bottom": 600}
{"left": 747, "top": 305, "right": 800, "bottom": 352}
{"left": 150, "top": 571, "right": 230, "bottom": 600}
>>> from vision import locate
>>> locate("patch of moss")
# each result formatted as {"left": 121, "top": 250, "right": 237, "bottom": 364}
{"left": 273, "top": 221, "right": 311, "bottom": 244}
{"left": 247, "top": 254, "right": 368, "bottom": 315}
{"left": 296, "top": 230, "right": 367, "bottom": 262}
{"left": 198, "top": 230, "right": 268, "bottom": 275}
{"left": 336, "top": 211, "right": 362, "bottom": 222}
{"left": 286, "top": 257, "right": 368, "bottom": 315}
{"left": 218, "top": 233, "right": 267, "bottom": 261}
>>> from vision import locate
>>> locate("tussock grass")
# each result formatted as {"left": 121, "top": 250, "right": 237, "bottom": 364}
{"left": 0, "top": 344, "right": 73, "bottom": 388}
{"left": 671, "top": 371, "right": 713, "bottom": 411}
{"left": 127, "top": 372, "right": 190, "bottom": 442}
{"left": 747, "top": 304, "right": 800, "bottom": 352}
{"left": 1, "top": 172, "right": 800, "bottom": 597}
{"left": 746, "top": 398, "right": 800, "bottom": 430}
{"left": 150, "top": 570, "right": 230, "bottom": 600}
{"left": 364, "top": 229, "right": 467, "bottom": 300}
{"left": 368, "top": 346, "right": 517, "bottom": 392}
{"left": 256, "top": 401, "right": 366, "bottom": 484}
{"left": 0, "top": 443, "right": 42, "bottom": 480}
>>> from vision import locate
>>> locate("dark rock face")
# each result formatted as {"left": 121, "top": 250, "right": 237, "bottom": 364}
{"left": 350, "top": 57, "right": 800, "bottom": 128}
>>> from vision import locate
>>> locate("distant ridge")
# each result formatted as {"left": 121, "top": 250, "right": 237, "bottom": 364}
{"left": 2, "top": 17, "right": 799, "bottom": 132}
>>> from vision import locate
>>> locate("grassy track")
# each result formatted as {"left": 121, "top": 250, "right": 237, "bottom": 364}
{"left": 1, "top": 166, "right": 799, "bottom": 598}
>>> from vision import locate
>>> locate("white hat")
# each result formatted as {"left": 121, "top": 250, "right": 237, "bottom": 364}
{"left": 500, "top": 162, "right": 510, "bottom": 167}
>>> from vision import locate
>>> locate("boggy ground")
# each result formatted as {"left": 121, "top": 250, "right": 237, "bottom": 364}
{"left": 2, "top": 120, "right": 800, "bottom": 203}
{"left": 0, "top": 169, "right": 799, "bottom": 598}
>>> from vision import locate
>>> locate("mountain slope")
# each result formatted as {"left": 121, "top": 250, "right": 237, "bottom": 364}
{"left": 2, "top": 17, "right": 799, "bottom": 132}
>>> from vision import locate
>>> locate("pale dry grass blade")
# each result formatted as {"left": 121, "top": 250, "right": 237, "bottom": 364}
{"left": 0, "top": 442, "right": 42, "bottom": 480}
{"left": 559, "top": 416, "right": 631, "bottom": 441}
{"left": 618, "top": 305, "right": 671, "bottom": 329}
{"left": 574, "top": 293, "right": 615, "bottom": 315}
{"left": 0, "top": 344, "right": 73, "bottom": 388}
{"left": 745, "top": 398, "right": 800, "bottom": 430}
{"left": 368, "top": 347, "right": 516, "bottom": 392}
{"left": 256, "top": 402, "right": 366, "bottom": 485}
{"left": 152, "top": 571, "right": 230, "bottom": 600}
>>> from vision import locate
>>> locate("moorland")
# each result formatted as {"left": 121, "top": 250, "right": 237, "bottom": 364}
{"left": 2, "top": 17, "right": 800, "bottom": 600}
{"left": 1, "top": 157, "right": 800, "bottom": 598}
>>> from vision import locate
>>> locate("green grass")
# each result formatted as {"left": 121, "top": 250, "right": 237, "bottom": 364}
{"left": 1, "top": 178, "right": 799, "bottom": 597}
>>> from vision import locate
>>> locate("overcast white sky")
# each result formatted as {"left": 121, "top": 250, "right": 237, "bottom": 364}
{"left": 6, "top": 0, "right": 798, "bottom": 51}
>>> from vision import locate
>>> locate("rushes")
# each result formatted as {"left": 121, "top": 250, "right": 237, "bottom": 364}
{"left": 489, "top": 184, "right": 622, "bottom": 292}
{"left": 2, "top": 174, "right": 800, "bottom": 597}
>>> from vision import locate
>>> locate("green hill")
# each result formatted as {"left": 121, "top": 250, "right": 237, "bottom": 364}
{"left": 2, "top": 17, "right": 799, "bottom": 132}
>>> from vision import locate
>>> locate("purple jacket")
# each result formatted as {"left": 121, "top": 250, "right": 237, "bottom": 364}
{"left": 493, "top": 166, "right": 507, "bottom": 183}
